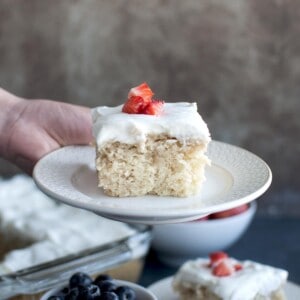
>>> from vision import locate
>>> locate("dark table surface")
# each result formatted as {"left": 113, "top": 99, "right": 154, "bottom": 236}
{"left": 139, "top": 216, "right": 300, "bottom": 287}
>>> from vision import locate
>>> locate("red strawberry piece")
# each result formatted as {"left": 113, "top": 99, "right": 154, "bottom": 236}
{"left": 142, "top": 100, "right": 164, "bottom": 115}
{"left": 234, "top": 263, "right": 243, "bottom": 271}
{"left": 209, "top": 204, "right": 249, "bottom": 219}
{"left": 209, "top": 251, "right": 228, "bottom": 266}
{"left": 128, "top": 82, "right": 154, "bottom": 102}
{"left": 212, "top": 260, "right": 234, "bottom": 277}
{"left": 122, "top": 96, "right": 148, "bottom": 114}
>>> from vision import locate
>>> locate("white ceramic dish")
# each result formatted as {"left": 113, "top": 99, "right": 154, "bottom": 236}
{"left": 148, "top": 276, "right": 300, "bottom": 300}
{"left": 151, "top": 201, "right": 257, "bottom": 267}
{"left": 33, "top": 141, "right": 271, "bottom": 225}
{"left": 41, "top": 279, "right": 157, "bottom": 300}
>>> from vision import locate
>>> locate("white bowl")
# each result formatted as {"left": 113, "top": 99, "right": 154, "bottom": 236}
{"left": 41, "top": 279, "right": 157, "bottom": 300}
{"left": 151, "top": 201, "right": 257, "bottom": 267}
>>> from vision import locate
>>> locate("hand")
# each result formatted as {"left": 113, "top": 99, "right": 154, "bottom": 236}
{"left": 0, "top": 88, "right": 92, "bottom": 174}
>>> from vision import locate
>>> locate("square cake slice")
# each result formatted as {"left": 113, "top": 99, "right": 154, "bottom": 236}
{"left": 172, "top": 252, "right": 288, "bottom": 300}
{"left": 92, "top": 83, "right": 211, "bottom": 197}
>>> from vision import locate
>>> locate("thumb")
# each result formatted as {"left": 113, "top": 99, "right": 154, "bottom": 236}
{"left": 48, "top": 104, "right": 94, "bottom": 147}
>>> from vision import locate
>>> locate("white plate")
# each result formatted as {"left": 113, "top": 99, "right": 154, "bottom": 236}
{"left": 33, "top": 141, "right": 271, "bottom": 224}
{"left": 148, "top": 277, "right": 300, "bottom": 300}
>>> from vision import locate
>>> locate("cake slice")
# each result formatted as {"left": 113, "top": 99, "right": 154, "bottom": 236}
{"left": 92, "top": 83, "right": 211, "bottom": 197}
{"left": 173, "top": 252, "right": 288, "bottom": 300}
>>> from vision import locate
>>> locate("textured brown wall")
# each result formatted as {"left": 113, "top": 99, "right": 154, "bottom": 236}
{"left": 0, "top": 0, "right": 299, "bottom": 216}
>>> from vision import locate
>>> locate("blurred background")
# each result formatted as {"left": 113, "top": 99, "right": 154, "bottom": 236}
{"left": 0, "top": 0, "right": 299, "bottom": 216}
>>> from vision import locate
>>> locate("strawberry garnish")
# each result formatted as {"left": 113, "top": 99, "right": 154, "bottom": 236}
{"left": 209, "top": 251, "right": 228, "bottom": 266}
{"left": 128, "top": 82, "right": 154, "bottom": 102}
{"left": 122, "top": 96, "right": 148, "bottom": 114}
{"left": 143, "top": 100, "right": 164, "bottom": 115}
{"left": 234, "top": 263, "right": 243, "bottom": 271}
{"left": 122, "top": 83, "right": 164, "bottom": 116}
{"left": 207, "top": 251, "right": 243, "bottom": 277}
{"left": 212, "top": 260, "right": 234, "bottom": 277}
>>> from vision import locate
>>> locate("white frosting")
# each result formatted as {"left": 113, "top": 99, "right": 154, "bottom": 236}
{"left": 173, "top": 258, "right": 288, "bottom": 300}
{"left": 0, "top": 175, "right": 136, "bottom": 273}
{"left": 92, "top": 102, "right": 211, "bottom": 146}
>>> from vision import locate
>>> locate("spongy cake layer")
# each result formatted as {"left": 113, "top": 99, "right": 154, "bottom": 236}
{"left": 173, "top": 286, "right": 286, "bottom": 300}
{"left": 96, "top": 134, "right": 210, "bottom": 197}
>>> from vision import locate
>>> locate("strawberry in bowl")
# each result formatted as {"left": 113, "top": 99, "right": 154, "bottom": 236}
{"left": 151, "top": 202, "right": 257, "bottom": 267}
{"left": 209, "top": 204, "right": 249, "bottom": 219}
{"left": 193, "top": 204, "right": 249, "bottom": 221}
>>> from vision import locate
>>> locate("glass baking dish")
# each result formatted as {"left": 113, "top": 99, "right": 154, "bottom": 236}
{"left": 0, "top": 224, "right": 151, "bottom": 300}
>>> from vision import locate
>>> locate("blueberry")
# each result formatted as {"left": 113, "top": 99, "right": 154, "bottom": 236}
{"left": 47, "top": 296, "right": 64, "bottom": 300}
{"left": 65, "top": 287, "right": 79, "bottom": 300}
{"left": 96, "top": 280, "right": 117, "bottom": 293}
{"left": 99, "top": 291, "right": 119, "bottom": 300}
{"left": 94, "top": 274, "right": 113, "bottom": 285}
{"left": 69, "top": 272, "right": 93, "bottom": 288}
{"left": 60, "top": 286, "right": 69, "bottom": 294}
{"left": 78, "top": 284, "right": 101, "bottom": 299}
{"left": 116, "top": 286, "right": 136, "bottom": 300}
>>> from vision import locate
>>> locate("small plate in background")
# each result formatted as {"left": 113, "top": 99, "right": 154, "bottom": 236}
{"left": 148, "top": 277, "right": 300, "bottom": 300}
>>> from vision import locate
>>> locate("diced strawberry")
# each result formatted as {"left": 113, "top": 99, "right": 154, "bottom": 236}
{"left": 142, "top": 100, "right": 164, "bottom": 115}
{"left": 212, "top": 260, "right": 234, "bottom": 277}
{"left": 128, "top": 82, "right": 154, "bottom": 102}
{"left": 209, "top": 251, "right": 228, "bottom": 265}
{"left": 234, "top": 263, "right": 243, "bottom": 271}
{"left": 122, "top": 96, "right": 148, "bottom": 114}
{"left": 123, "top": 83, "right": 165, "bottom": 115}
